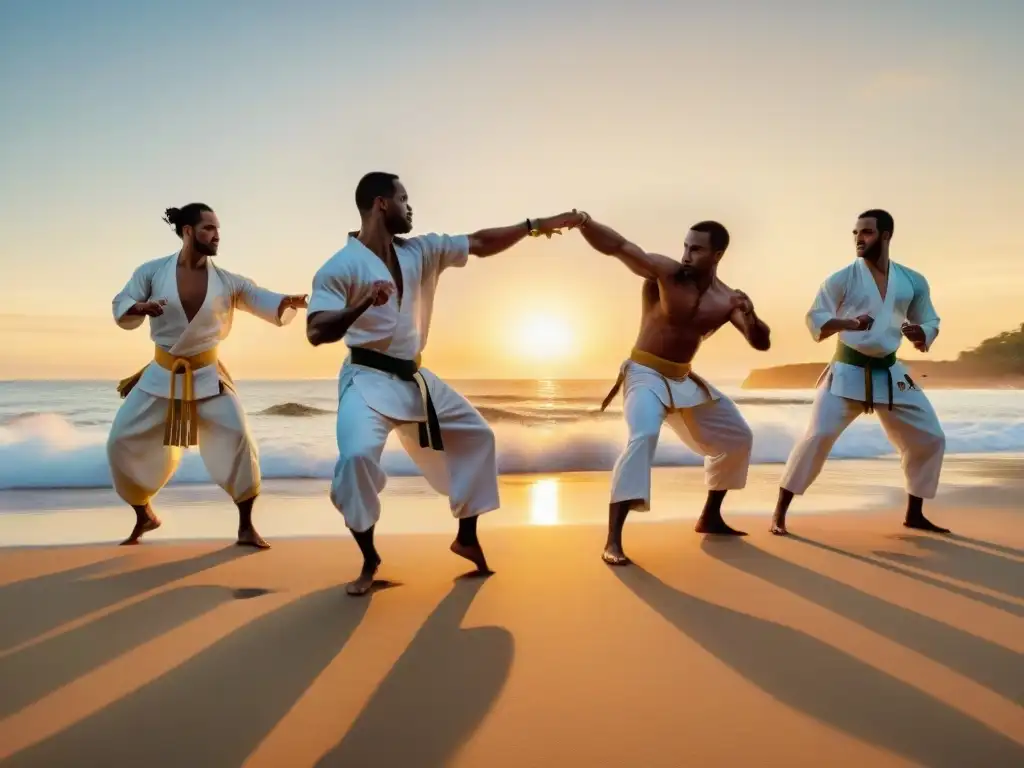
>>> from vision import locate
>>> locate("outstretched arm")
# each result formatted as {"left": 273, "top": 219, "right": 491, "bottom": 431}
{"left": 232, "top": 276, "right": 307, "bottom": 327}
{"left": 728, "top": 291, "right": 772, "bottom": 351}
{"left": 466, "top": 211, "right": 582, "bottom": 258}
{"left": 417, "top": 212, "right": 583, "bottom": 277}
{"left": 577, "top": 216, "right": 679, "bottom": 280}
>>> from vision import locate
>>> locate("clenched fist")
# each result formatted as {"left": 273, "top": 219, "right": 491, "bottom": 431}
{"left": 846, "top": 314, "right": 874, "bottom": 332}
{"left": 130, "top": 299, "right": 167, "bottom": 317}
{"left": 368, "top": 280, "right": 395, "bottom": 307}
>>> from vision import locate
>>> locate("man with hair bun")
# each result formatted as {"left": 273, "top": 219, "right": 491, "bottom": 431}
{"left": 108, "top": 202, "right": 308, "bottom": 548}
{"left": 571, "top": 213, "right": 772, "bottom": 565}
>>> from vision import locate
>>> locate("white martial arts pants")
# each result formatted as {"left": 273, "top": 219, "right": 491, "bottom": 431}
{"left": 331, "top": 378, "right": 500, "bottom": 533}
{"left": 610, "top": 385, "right": 754, "bottom": 511}
{"left": 780, "top": 388, "right": 945, "bottom": 499}
{"left": 107, "top": 386, "right": 261, "bottom": 506}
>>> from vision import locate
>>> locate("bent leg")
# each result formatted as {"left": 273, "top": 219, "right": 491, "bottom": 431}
{"left": 196, "top": 390, "right": 267, "bottom": 548}
{"left": 332, "top": 385, "right": 395, "bottom": 595}
{"left": 106, "top": 388, "right": 181, "bottom": 544}
{"left": 397, "top": 379, "right": 498, "bottom": 573}
{"left": 773, "top": 388, "right": 861, "bottom": 534}
{"left": 668, "top": 395, "right": 753, "bottom": 535}
{"left": 878, "top": 395, "right": 949, "bottom": 533}
{"left": 332, "top": 386, "right": 394, "bottom": 531}
{"left": 603, "top": 386, "right": 666, "bottom": 564}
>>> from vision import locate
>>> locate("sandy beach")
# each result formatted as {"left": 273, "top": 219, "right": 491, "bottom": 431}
{"left": 0, "top": 461, "right": 1022, "bottom": 767}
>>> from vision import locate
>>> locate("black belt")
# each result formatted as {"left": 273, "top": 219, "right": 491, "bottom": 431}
{"left": 349, "top": 347, "right": 444, "bottom": 451}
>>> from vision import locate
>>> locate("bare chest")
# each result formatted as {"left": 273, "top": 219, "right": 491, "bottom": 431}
{"left": 647, "top": 279, "right": 733, "bottom": 332}
{"left": 176, "top": 267, "right": 210, "bottom": 323}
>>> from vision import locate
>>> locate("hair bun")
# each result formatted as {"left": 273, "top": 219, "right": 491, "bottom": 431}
{"left": 163, "top": 207, "right": 181, "bottom": 226}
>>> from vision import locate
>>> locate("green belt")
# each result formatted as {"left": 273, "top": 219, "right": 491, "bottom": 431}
{"left": 832, "top": 342, "right": 897, "bottom": 413}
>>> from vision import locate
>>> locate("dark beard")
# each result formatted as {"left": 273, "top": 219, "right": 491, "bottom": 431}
{"left": 386, "top": 214, "right": 412, "bottom": 235}
{"left": 859, "top": 239, "right": 882, "bottom": 263}
{"left": 673, "top": 263, "right": 712, "bottom": 294}
{"left": 194, "top": 240, "right": 217, "bottom": 256}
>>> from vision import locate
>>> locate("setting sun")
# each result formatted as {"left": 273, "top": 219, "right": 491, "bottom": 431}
{"left": 513, "top": 313, "right": 574, "bottom": 360}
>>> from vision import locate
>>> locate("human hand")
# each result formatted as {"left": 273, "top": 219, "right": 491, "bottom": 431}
{"left": 282, "top": 294, "right": 309, "bottom": 310}
{"left": 131, "top": 299, "right": 167, "bottom": 317}
{"left": 901, "top": 322, "right": 927, "bottom": 350}
{"left": 530, "top": 209, "right": 590, "bottom": 238}
{"left": 367, "top": 280, "right": 395, "bottom": 307}
{"left": 846, "top": 314, "right": 874, "bottom": 332}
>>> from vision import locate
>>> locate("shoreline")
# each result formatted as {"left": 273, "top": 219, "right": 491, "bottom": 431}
{"left": 1, "top": 454, "right": 1019, "bottom": 548}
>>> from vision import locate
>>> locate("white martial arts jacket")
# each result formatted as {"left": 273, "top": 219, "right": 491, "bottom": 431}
{"left": 307, "top": 232, "right": 470, "bottom": 423}
{"left": 112, "top": 253, "right": 295, "bottom": 401}
{"left": 807, "top": 258, "right": 940, "bottom": 407}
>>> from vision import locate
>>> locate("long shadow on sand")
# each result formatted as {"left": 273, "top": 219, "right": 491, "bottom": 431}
{"left": 612, "top": 565, "right": 1024, "bottom": 768}
{"left": 874, "top": 536, "right": 1024, "bottom": 600}
{"left": 0, "top": 546, "right": 250, "bottom": 651}
{"left": 701, "top": 539, "right": 1024, "bottom": 704}
{"left": 2, "top": 584, "right": 378, "bottom": 768}
{"left": 316, "top": 573, "right": 514, "bottom": 768}
{"left": 790, "top": 535, "right": 1024, "bottom": 619}
{"left": 0, "top": 585, "right": 238, "bottom": 718}
{"left": 948, "top": 534, "right": 1024, "bottom": 560}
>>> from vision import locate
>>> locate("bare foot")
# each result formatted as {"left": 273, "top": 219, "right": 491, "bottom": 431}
{"left": 769, "top": 516, "right": 789, "bottom": 536}
{"left": 450, "top": 540, "right": 493, "bottom": 574}
{"left": 346, "top": 557, "right": 382, "bottom": 596}
{"left": 904, "top": 516, "right": 950, "bottom": 534}
{"left": 237, "top": 527, "right": 271, "bottom": 549}
{"left": 694, "top": 516, "right": 748, "bottom": 536}
{"left": 120, "top": 514, "right": 161, "bottom": 545}
{"left": 601, "top": 542, "right": 631, "bottom": 566}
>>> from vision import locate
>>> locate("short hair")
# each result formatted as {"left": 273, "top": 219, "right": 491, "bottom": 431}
{"left": 858, "top": 208, "right": 894, "bottom": 236}
{"left": 690, "top": 220, "right": 730, "bottom": 252}
{"left": 355, "top": 172, "right": 400, "bottom": 213}
{"left": 163, "top": 203, "right": 213, "bottom": 237}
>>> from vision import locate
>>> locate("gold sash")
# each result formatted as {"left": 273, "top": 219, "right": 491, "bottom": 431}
{"left": 116, "top": 346, "right": 223, "bottom": 447}
{"left": 600, "top": 347, "right": 711, "bottom": 411}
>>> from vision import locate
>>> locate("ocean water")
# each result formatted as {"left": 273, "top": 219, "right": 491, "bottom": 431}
{"left": 1, "top": 378, "right": 1023, "bottom": 492}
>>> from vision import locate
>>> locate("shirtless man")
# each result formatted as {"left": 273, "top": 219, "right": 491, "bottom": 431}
{"left": 572, "top": 213, "right": 771, "bottom": 564}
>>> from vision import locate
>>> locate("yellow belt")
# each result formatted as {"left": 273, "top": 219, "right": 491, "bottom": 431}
{"left": 600, "top": 347, "right": 710, "bottom": 411}
{"left": 115, "top": 346, "right": 220, "bottom": 447}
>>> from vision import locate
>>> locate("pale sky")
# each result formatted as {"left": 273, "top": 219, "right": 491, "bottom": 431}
{"left": 1, "top": 0, "right": 1021, "bottom": 380}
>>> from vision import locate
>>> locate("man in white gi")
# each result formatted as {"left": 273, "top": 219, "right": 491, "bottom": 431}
{"left": 306, "top": 171, "right": 581, "bottom": 595}
{"left": 771, "top": 209, "right": 948, "bottom": 535}
{"left": 571, "top": 213, "right": 772, "bottom": 565}
{"left": 108, "top": 203, "right": 308, "bottom": 548}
